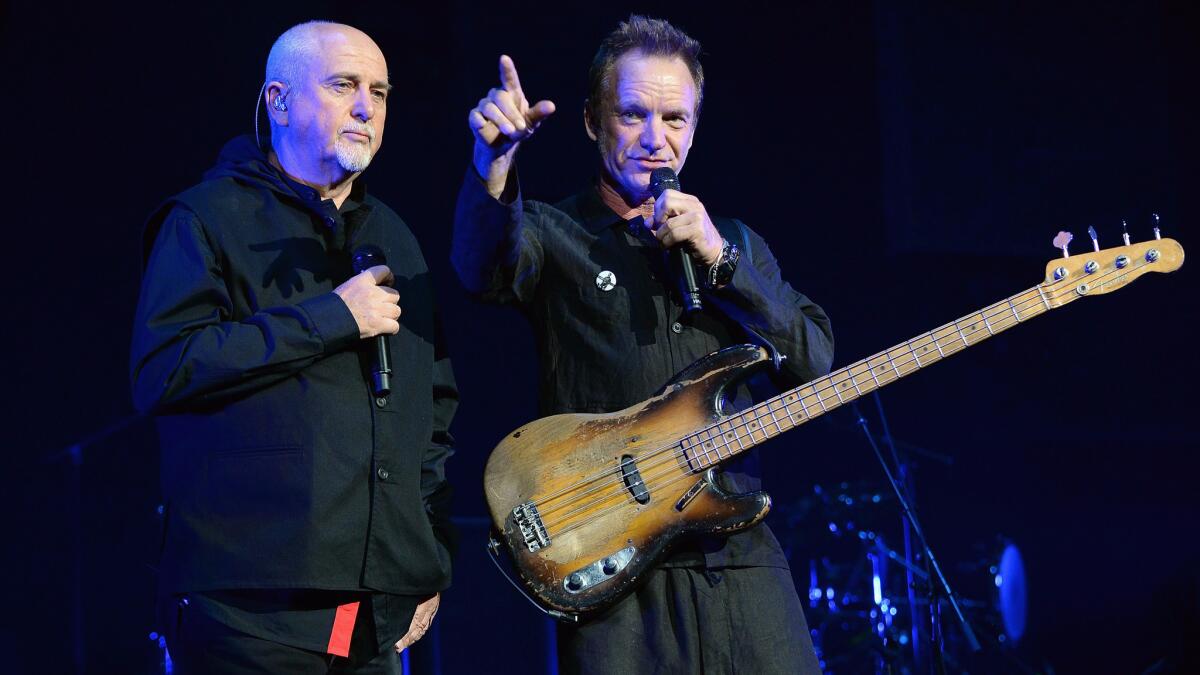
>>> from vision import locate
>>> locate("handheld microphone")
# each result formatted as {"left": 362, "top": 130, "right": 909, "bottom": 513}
{"left": 649, "top": 167, "right": 702, "bottom": 312}
{"left": 351, "top": 245, "right": 393, "bottom": 397}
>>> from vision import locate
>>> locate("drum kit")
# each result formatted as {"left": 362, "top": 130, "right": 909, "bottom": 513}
{"left": 779, "top": 480, "right": 1033, "bottom": 674}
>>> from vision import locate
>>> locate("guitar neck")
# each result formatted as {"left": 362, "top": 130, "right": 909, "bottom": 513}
{"left": 681, "top": 284, "right": 1062, "bottom": 469}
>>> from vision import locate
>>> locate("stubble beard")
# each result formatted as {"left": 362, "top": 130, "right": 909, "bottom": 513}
{"left": 595, "top": 128, "right": 649, "bottom": 205}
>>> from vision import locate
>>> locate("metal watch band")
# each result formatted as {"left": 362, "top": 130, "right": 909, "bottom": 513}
{"left": 706, "top": 239, "right": 740, "bottom": 289}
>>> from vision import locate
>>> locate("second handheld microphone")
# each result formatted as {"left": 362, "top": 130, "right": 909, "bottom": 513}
{"left": 351, "top": 244, "right": 393, "bottom": 397}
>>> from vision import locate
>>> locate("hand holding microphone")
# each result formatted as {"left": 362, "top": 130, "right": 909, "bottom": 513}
{"left": 334, "top": 245, "right": 399, "bottom": 396}
{"left": 649, "top": 168, "right": 726, "bottom": 312}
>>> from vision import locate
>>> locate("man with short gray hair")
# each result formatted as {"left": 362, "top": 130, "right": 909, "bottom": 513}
{"left": 132, "top": 21, "right": 454, "bottom": 672}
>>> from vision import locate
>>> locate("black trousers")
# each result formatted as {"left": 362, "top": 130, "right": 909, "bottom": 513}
{"left": 163, "top": 594, "right": 403, "bottom": 675}
{"left": 558, "top": 565, "right": 822, "bottom": 675}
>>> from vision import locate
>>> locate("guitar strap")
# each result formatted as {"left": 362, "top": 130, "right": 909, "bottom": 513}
{"left": 710, "top": 217, "right": 785, "bottom": 372}
{"left": 712, "top": 217, "right": 752, "bottom": 265}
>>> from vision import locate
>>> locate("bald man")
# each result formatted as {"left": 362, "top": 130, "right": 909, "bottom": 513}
{"left": 131, "top": 22, "right": 455, "bottom": 673}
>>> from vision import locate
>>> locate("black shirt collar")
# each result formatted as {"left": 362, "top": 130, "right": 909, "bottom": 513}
{"left": 576, "top": 183, "right": 628, "bottom": 234}
{"left": 276, "top": 171, "right": 367, "bottom": 212}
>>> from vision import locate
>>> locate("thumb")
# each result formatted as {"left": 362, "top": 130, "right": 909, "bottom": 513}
{"left": 364, "top": 264, "right": 394, "bottom": 286}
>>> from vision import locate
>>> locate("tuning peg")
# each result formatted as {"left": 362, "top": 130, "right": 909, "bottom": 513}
{"left": 1152, "top": 213, "right": 1161, "bottom": 240}
{"left": 1053, "top": 231, "right": 1073, "bottom": 259}
{"left": 1122, "top": 220, "right": 1131, "bottom": 246}
{"left": 1087, "top": 226, "right": 1100, "bottom": 252}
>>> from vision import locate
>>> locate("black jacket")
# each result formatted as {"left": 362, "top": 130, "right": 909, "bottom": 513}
{"left": 452, "top": 174, "right": 834, "bottom": 568}
{"left": 131, "top": 136, "right": 456, "bottom": 596}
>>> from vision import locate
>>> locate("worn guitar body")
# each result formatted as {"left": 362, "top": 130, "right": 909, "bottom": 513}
{"left": 484, "top": 344, "right": 773, "bottom": 617}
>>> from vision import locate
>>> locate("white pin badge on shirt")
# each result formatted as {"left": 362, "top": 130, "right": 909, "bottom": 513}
{"left": 595, "top": 270, "right": 617, "bottom": 292}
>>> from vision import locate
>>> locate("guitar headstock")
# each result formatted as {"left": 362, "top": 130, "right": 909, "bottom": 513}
{"left": 1039, "top": 238, "right": 1184, "bottom": 307}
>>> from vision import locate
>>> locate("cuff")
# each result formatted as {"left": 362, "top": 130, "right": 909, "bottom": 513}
{"left": 298, "top": 292, "right": 361, "bottom": 354}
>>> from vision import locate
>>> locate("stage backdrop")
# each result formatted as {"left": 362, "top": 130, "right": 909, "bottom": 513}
{"left": 1, "top": 1, "right": 1196, "bottom": 673}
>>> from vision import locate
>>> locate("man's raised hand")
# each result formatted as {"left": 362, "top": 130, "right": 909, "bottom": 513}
{"left": 469, "top": 55, "right": 556, "bottom": 198}
{"left": 333, "top": 265, "right": 401, "bottom": 339}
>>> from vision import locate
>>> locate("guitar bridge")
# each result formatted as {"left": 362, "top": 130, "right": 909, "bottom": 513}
{"left": 512, "top": 501, "right": 551, "bottom": 552}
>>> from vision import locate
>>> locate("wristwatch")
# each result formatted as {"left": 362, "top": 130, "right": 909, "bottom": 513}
{"left": 706, "top": 239, "right": 741, "bottom": 289}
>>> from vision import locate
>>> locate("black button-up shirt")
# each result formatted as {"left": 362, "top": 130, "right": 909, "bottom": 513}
{"left": 453, "top": 172, "right": 834, "bottom": 568}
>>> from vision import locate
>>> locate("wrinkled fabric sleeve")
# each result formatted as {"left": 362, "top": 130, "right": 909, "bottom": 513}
{"left": 129, "top": 205, "right": 360, "bottom": 414}
{"left": 422, "top": 309, "right": 459, "bottom": 559}
{"left": 707, "top": 222, "right": 835, "bottom": 385}
{"left": 451, "top": 168, "right": 543, "bottom": 305}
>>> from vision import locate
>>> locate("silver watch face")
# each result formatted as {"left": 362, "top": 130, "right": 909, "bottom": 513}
{"left": 710, "top": 243, "right": 739, "bottom": 288}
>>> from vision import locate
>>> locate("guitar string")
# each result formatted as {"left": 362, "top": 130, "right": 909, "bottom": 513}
{"left": 538, "top": 290, "right": 1045, "bottom": 530}
{"left": 538, "top": 282, "right": 1060, "bottom": 531}
{"left": 533, "top": 278, "right": 1057, "bottom": 523}
{"left": 538, "top": 259, "right": 1141, "bottom": 536}
{"left": 540, "top": 306, "right": 1025, "bottom": 534}
{"left": 547, "top": 256, "right": 1147, "bottom": 538}
{"left": 536, "top": 277, "right": 1065, "bottom": 529}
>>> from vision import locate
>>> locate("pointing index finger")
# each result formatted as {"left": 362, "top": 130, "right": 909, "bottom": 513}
{"left": 499, "top": 54, "right": 523, "bottom": 95}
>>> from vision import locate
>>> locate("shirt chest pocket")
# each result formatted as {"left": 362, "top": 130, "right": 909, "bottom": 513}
{"left": 570, "top": 283, "right": 631, "bottom": 327}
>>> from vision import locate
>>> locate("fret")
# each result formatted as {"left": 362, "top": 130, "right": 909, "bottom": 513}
{"left": 1008, "top": 297, "right": 1022, "bottom": 322}
{"left": 716, "top": 422, "right": 734, "bottom": 457}
{"left": 681, "top": 432, "right": 700, "bottom": 466}
{"left": 849, "top": 369, "right": 865, "bottom": 397}
{"left": 781, "top": 394, "right": 800, "bottom": 425}
{"left": 831, "top": 376, "right": 846, "bottom": 404}
{"left": 890, "top": 352, "right": 903, "bottom": 379}
{"left": 729, "top": 419, "right": 747, "bottom": 451}
{"left": 981, "top": 311, "right": 995, "bottom": 336}
{"left": 932, "top": 334, "right": 946, "bottom": 358}
{"left": 954, "top": 320, "right": 969, "bottom": 347}
{"left": 1035, "top": 285, "right": 1052, "bottom": 311}
{"left": 743, "top": 412, "right": 764, "bottom": 444}
{"left": 767, "top": 403, "right": 785, "bottom": 435}
{"left": 796, "top": 390, "right": 813, "bottom": 419}
{"left": 705, "top": 424, "right": 724, "bottom": 461}
{"left": 907, "top": 340, "right": 923, "bottom": 368}
{"left": 699, "top": 436, "right": 714, "bottom": 470}
{"left": 691, "top": 429, "right": 705, "bottom": 468}
{"left": 868, "top": 358, "right": 883, "bottom": 389}
{"left": 812, "top": 386, "right": 829, "bottom": 413}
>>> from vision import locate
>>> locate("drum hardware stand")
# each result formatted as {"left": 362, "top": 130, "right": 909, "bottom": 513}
{"left": 851, "top": 395, "right": 980, "bottom": 674}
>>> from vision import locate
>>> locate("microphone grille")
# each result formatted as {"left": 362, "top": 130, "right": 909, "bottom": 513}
{"left": 351, "top": 244, "right": 387, "bottom": 273}
{"left": 649, "top": 167, "right": 680, "bottom": 198}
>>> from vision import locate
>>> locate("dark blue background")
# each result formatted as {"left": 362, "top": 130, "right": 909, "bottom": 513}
{"left": 2, "top": 1, "right": 1196, "bottom": 673}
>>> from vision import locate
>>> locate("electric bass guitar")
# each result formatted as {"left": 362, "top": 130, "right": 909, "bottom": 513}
{"left": 484, "top": 236, "right": 1184, "bottom": 620}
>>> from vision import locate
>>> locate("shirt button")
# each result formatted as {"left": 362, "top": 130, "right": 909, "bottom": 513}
{"left": 671, "top": 321, "right": 684, "bottom": 334}
{"left": 377, "top": 466, "right": 390, "bottom": 481}
{"left": 375, "top": 397, "right": 388, "bottom": 408}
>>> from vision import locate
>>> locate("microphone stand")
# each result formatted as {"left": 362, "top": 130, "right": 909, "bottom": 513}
{"left": 850, "top": 396, "right": 979, "bottom": 673}
{"left": 871, "top": 392, "right": 924, "bottom": 669}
